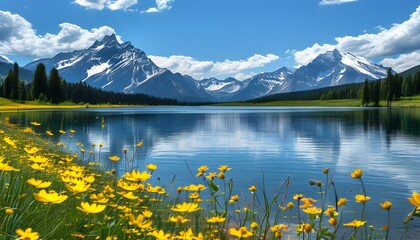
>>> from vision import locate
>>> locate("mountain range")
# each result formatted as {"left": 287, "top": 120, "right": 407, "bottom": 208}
{"left": 18, "top": 34, "right": 390, "bottom": 102}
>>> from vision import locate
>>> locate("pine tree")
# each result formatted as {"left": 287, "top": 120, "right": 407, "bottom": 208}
{"left": 414, "top": 72, "right": 420, "bottom": 95}
{"left": 402, "top": 75, "right": 413, "bottom": 97}
{"left": 18, "top": 80, "right": 26, "bottom": 101}
{"left": 31, "top": 63, "right": 48, "bottom": 100}
{"left": 372, "top": 80, "right": 380, "bottom": 107}
{"left": 361, "top": 79, "right": 370, "bottom": 106}
{"left": 13, "top": 62, "right": 19, "bottom": 80}
{"left": 2, "top": 70, "right": 14, "bottom": 99}
{"left": 10, "top": 63, "right": 20, "bottom": 100}
{"left": 385, "top": 68, "right": 394, "bottom": 107}
{"left": 48, "top": 68, "right": 63, "bottom": 104}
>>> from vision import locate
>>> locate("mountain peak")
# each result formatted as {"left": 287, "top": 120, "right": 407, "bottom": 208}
{"left": 91, "top": 34, "right": 121, "bottom": 49}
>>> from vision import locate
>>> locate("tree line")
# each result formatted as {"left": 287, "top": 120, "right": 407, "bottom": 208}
{"left": 0, "top": 63, "right": 178, "bottom": 105}
{"left": 360, "top": 68, "right": 420, "bottom": 107}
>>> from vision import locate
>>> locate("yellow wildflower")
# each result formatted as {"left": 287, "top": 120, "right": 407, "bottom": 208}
{"left": 171, "top": 202, "right": 201, "bottom": 213}
{"left": 324, "top": 206, "right": 337, "bottom": 217}
{"left": 59, "top": 129, "right": 66, "bottom": 134}
{"left": 16, "top": 228, "right": 39, "bottom": 240}
{"left": 0, "top": 162, "right": 19, "bottom": 172}
{"left": 169, "top": 215, "right": 190, "bottom": 224}
{"left": 34, "top": 190, "right": 68, "bottom": 204}
{"left": 78, "top": 202, "right": 106, "bottom": 214}
{"left": 207, "top": 216, "right": 225, "bottom": 223}
{"left": 129, "top": 214, "right": 153, "bottom": 229}
{"left": 304, "top": 223, "right": 312, "bottom": 233}
{"left": 380, "top": 200, "right": 392, "bottom": 210}
{"left": 121, "top": 191, "right": 139, "bottom": 200}
{"left": 23, "top": 147, "right": 41, "bottom": 154}
{"left": 30, "top": 163, "right": 46, "bottom": 171}
{"left": 300, "top": 197, "right": 317, "bottom": 209}
{"left": 218, "top": 165, "right": 232, "bottom": 172}
{"left": 287, "top": 201, "right": 295, "bottom": 209}
{"left": 205, "top": 172, "right": 217, "bottom": 180}
{"left": 249, "top": 222, "right": 259, "bottom": 230}
{"left": 27, "top": 178, "right": 52, "bottom": 188}
{"left": 66, "top": 182, "right": 91, "bottom": 193}
{"left": 408, "top": 192, "right": 420, "bottom": 207}
{"left": 293, "top": 194, "right": 303, "bottom": 200}
{"left": 322, "top": 168, "right": 329, "bottom": 174}
{"left": 343, "top": 219, "right": 367, "bottom": 228}
{"left": 124, "top": 170, "right": 151, "bottom": 182}
{"left": 196, "top": 165, "right": 208, "bottom": 177}
{"left": 229, "top": 227, "right": 253, "bottom": 239}
{"left": 5, "top": 208, "right": 13, "bottom": 215}
{"left": 249, "top": 185, "right": 257, "bottom": 192}
{"left": 146, "top": 163, "right": 157, "bottom": 171}
{"left": 303, "top": 206, "right": 322, "bottom": 215}
{"left": 189, "top": 192, "right": 200, "bottom": 199}
{"left": 136, "top": 140, "right": 143, "bottom": 147}
{"left": 28, "top": 155, "right": 48, "bottom": 163}
{"left": 46, "top": 130, "right": 54, "bottom": 136}
{"left": 109, "top": 155, "right": 120, "bottom": 162}
{"left": 183, "top": 184, "right": 206, "bottom": 191}
{"left": 355, "top": 194, "right": 371, "bottom": 203}
{"left": 22, "top": 127, "right": 35, "bottom": 134}
{"left": 329, "top": 217, "right": 337, "bottom": 225}
{"left": 337, "top": 198, "right": 348, "bottom": 206}
{"left": 147, "top": 230, "right": 172, "bottom": 240}
{"left": 30, "top": 121, "right": 41, "bottom": 126}
{"left": 4, "top": 137, "right": 17, "bottom": 148}
{"left": 351, "top": 169, "right": 363, "bottom": 178}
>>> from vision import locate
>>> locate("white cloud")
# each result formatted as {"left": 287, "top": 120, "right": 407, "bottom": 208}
{"left": 0, "top": 11, "right": 118, "bottom": 58}
{"left": 74, "top": 0, "right": 108, "bottom": 10}
{"left": 319, "top": 0, "right": 357, "bottom": 5}
{"left": 380, "top": 51, "right": 420, "bottom": 72}
{"left": 108, "top": 0, "right": 137, "bottom": 11}
{"left": 149, "top": 54, "right": 279, "bottom": 80}
{"left": 294, "top": 6, "right": 420, "bottom": 70}
{"left": 144, "top": 0, "right": 173, "bottom": 13}
{"left": 74, "top": 0, "right": 173, "bottom": 12}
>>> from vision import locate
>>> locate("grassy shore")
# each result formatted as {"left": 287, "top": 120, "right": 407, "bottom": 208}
{"left": 2, "top": 96, "right": 420, "bottom": 111}
{"left": 0, "top": 114, "right": 419, "bottom": 239}
{"left": 0, "top": 98, "right": 129, "bottom": 111}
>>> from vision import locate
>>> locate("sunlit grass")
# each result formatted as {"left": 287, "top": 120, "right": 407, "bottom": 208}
{"left": 0, "top": 117, "right": 418, "bottom": 239}
{"left": 0, "top": 97, "right": 127, "bottom": 111}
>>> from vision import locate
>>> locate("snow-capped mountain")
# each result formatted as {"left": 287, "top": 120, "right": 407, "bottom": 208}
{"left": 229, "top": 67, "right": 294, "bottom": 101}
{"left": 290, "top": 49, "right": 388, "bottom": 92}
{"left": 24, "top": 34, "right": 212, "bottom": 102}
{"left": 0, "top": 55, "right": 13, "bottom": 64}
{"left": 22, "top": 34, "right": 390, "bottom": 102}
{"left": 197, "top": 77, "right": 245, "bottom": 101}
{"left": 198, "top": 50, "right": 388, "bottom": 101}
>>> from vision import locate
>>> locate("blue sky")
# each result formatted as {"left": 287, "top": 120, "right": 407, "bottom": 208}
{"left": 0, "top": 0, "right": 419, "bottom": 80}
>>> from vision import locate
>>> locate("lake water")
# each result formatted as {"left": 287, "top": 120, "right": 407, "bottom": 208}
{"left": 3, "top": 106, "right": 420, "bottom": 238}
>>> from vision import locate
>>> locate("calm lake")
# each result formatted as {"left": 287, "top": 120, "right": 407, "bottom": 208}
{"left": 4, "top": 106, "right": 420, "bottom": 237}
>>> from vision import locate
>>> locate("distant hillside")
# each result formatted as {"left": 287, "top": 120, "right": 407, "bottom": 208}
{"left": 400, "top": 65, "right": 420, "bottom": 77}
{"left": 248, "top": 83, "right": 363, "bottom": 103}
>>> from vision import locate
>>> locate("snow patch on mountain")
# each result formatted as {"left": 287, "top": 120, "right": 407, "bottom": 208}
{"left": 57, "top": 56, "right": 84, "bottom": 70}
{"left": 83, "top": 62, "right": 110, "bottom": 81}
